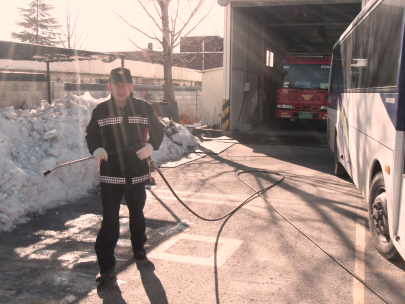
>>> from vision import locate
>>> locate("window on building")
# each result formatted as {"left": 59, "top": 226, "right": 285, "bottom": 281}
{"left": 266, "top": 49, "right": 274, "bottom": 67}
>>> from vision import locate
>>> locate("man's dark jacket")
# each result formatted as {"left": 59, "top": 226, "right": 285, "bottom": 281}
{"left": 86, "top": 94, "right": 164, "bottom": 186}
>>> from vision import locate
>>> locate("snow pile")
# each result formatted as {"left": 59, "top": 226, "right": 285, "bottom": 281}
{"left": 0, "top": 93, "right": 200, "bottom": 232}
{"left": 153, "top": 118, "right": 200, "bottom": 165}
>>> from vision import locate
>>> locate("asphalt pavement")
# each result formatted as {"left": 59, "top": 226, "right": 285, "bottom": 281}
{"left": 1, "top": 121, "right": 404, "bottom": 304}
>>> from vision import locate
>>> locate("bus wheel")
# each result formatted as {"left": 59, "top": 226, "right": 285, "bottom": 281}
{"left": 333, "top": 136, "right": 347, "bottom": 176}
{"left": 368, "top": 172, "right": 400, "bottom": 260}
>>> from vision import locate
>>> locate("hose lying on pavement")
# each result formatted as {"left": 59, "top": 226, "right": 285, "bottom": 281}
{"left": 43, "top": 155, "right": 391, "bottom": 304}
{"left": 151, "top": 159, "right": 284, "bottom": 221}
{"left": 150, "top": 159, "right": 391, "bottom": 304}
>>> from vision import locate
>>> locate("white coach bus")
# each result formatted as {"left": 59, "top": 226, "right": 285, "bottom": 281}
{"left": 327, "top": 0, "right": 405, "bottom": 260}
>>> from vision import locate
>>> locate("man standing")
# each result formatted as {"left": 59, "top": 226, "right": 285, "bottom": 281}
{"left": 86, "top": 67, "right": 164, "bottom": 290}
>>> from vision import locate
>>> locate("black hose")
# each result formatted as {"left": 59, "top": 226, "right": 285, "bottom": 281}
{"left": 151, "top": 160, "right": 283, "bottom": 221}
{"left": 42, "top": 154, "right": 391, "bottom": 303}
{"left": 236, "top": 170, "right": 390, "bottom": 304}
{"left": 151, "top": 160, "right": 391, "bottom": 304}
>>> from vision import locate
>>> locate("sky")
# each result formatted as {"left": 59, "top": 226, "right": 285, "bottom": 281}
{"left": 0, "top": 92, "right": 201, "bottom": 232}
{"left": 0, "top": 0, "right": 225, "bottom": 53}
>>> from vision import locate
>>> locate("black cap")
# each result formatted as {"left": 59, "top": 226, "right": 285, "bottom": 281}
{"left": 109, "top": 67, "right": 133, "bottom": 84}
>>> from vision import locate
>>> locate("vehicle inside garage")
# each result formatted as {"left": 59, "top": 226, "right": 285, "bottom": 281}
{"left": 223, "top": 0, "right": 362, "bottom": 130}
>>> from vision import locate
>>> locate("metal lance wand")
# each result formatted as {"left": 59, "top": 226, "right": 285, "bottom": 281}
{"left": 42, "top": 144, "right": 145, "bottom": 176}
{"left": 43, "top": 156, "right": 94, "bottom": 176}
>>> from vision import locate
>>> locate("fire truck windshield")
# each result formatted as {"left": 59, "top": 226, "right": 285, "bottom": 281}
{"left": 282, "top": 64, "right": 330, "bottom": 90}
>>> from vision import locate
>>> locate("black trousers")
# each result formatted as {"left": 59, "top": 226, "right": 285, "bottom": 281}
{"left": 95, "top": 183, "right": 147, "bottom": 273}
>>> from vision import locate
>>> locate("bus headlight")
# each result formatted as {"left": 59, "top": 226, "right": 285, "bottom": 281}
{"left": 277, "top": 104, "right": 293, "bottom": 109}
{"left": 320, "top": 106, "right": 327, "bottom": 111}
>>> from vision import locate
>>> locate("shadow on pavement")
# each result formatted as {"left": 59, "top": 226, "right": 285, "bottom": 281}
{"left": 137, "top": 260, "right": 168, "bottom": 304}
{"left": 97, "top": 286, "right": 126, "bottom": 304}
{"left": 0, "top": 192, "right": 177, "bottom": 303}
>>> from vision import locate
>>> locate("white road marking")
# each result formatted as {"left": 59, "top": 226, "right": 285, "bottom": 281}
{"left": 148, "top": 233, "right": 243, "bottom": 266}
{"left": 353, "top": 218, "right": 366, "bottom": 304}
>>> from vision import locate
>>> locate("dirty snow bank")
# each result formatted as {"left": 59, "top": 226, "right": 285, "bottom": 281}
{"left": 0, "top": 93, "right": 200, "bottom": 232}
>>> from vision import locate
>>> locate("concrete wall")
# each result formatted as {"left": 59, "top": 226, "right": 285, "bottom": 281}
{"left": 0, "top": 58, "right": 203, "bottom": 121}
{"left": 0, "top": 80, "right": 48, "bottom": 109}
{"left": 201, "top": 68, "right": 224, "bottom": 127}
{"left": 0, "top": 80, "right": 201, "bottom": 121}
{"left": 54, "top": 84, "right": 201, "bottom": 121}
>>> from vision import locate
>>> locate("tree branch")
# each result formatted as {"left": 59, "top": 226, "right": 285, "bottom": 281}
{"left": 173, "top": 0, "right": 214, "bottom": 45}
{"left": 116, "top": 12, "right": 162, "bottom": 43}
{"left": 170, "top": 0, "right": 180, "bottom": 46}
{"left": 124, "top": 31, "right": 145, "bottom": 50}
{"left": 136, "top": 0, "right": 164, "bottom": 34}
{"left": 151, "top": 0, "right": 162, "bottom": 20}
{"left": 112, "top": 7, "right": 163, "bottom": 44}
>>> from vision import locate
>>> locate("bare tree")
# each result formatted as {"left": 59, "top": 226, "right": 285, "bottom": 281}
{"left": 114, "top": 0, "right": 214, "bottom": 105}
{"left": 58, "top": 1, "right": 88, "bottom": 49}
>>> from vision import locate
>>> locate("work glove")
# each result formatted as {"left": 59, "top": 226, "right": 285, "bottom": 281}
{"left": 93, "top": 147, "right": 108, "bottom": 161}
{"left": 136, "top": 143, "right": 153, "bottom": 160}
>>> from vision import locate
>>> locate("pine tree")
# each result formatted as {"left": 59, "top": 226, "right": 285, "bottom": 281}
{"left": 11, "top": 0, "right": 61, "bottom": 46}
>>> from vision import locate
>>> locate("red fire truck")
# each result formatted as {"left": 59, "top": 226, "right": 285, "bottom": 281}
{"left": 276, "top": 53, "right": 331, "bottom": 121}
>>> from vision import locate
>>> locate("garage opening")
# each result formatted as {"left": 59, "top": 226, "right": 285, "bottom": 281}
{"left": 228, "top": 1, "right": 362, "bottom": 131}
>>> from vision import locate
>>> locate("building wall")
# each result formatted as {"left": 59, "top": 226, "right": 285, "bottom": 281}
{"left": 230, "top": 7, "right": 264, "bottom": 128}
{"left": 178, "top": 36, "right": 223, "bottom": 70}
{"left": 120, "top": 36, "right": 223, "bottom": 71}
{"left": 180, "top": 36, "right": 223, "bottom": 53}
{"left": 201, "top": 68, "right": 224, "bottom": 127}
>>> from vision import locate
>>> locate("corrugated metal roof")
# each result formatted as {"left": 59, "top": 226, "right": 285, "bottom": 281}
{"left": 0, "top": 40, "right": 123, "bottom": 63}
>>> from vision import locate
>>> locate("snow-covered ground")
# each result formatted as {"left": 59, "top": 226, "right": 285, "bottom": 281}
{"left": 0, "top": 93, "right": 200, "bottom": 232}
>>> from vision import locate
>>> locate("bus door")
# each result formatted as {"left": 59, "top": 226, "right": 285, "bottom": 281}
{"left": 396, "top": 142, "right": 405, "bottom": 258}
{"left": 337, "top": 97, "right": 353, "bottom": 177}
